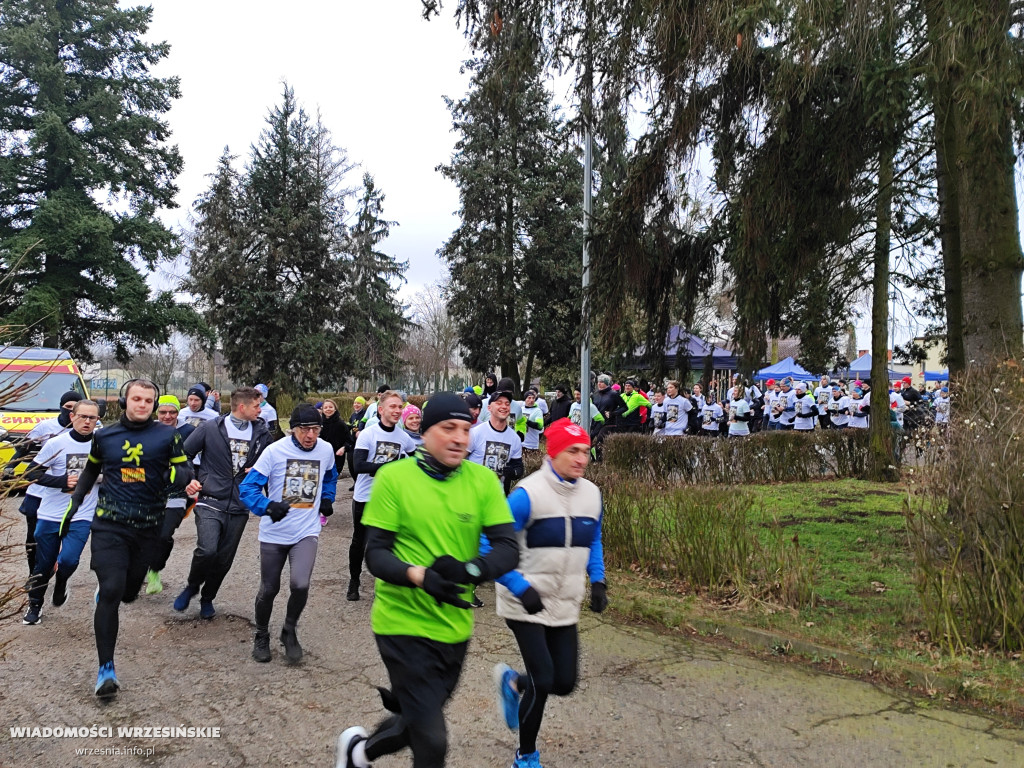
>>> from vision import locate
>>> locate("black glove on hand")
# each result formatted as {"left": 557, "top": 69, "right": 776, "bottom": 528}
{"left": 319, "top": 498, "right": 334, "bottom": 518}
{"left": 430, "top": 555, "right": 483, "bottom": 585}
{"left": 590, "top": 581, "right": 608, "bottom": 613}
{"left": 58, "top": 500, "right": 77, "bottom": 539}
{"left": 502, "top": 465, "right": 520, "bottom": 481}
{"left": 422, "top": 568, "right": 472, "bottom": 609}
{"left": 520, "top": 586, "right": 545, "bottom": 615}
{"left": 266, "top": 501, "right": 291, "bottom": 523}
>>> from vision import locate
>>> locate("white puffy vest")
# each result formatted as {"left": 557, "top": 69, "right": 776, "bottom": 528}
{"left": 496, "top": 460, "right": 602, "bottom": 626}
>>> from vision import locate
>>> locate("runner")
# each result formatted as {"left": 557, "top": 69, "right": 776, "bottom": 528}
{"left": 144, "top": 395, "right": 196, "bottom": 595}
{"left": 335, "top": 393, "right": 518, "bottom": 768}
{"left": 660, "top": 380, "right": 692, "bottom": 437}
{"left": 179, "top": 385, "right": 219, "bottom": 430}
{"left": 255, "top": 384, "right": 278, "bottom": 434}
{"left": 793, "top": 382, "right": 817, "bottom": 432}
{"left": 727, "top": 386, "right": 752, "bottom": 437}
{"left": 492, "top": 418, "right": 607, "bottom": 768}
{"left": 3, "top": 390, "right": 81, "bottom": 574}
{"left": 468, "top": 388, "right": 524, "bottom": 496}
{"left": 20, "top": 399, "right": 102, "bottom": 624}
{"left": 238, "top": 404, "right": 337, "bottom": 663}
{"left": 172, "top": 387, "right": 271, "bottom": 618}
{"left": 827, "top": 384, "right": 850, "bottom": 429}
{"left": 64, "top": 379, "right": 193, "bottom": 697}
{"left": 348, "top": 390, "right": 418, "bottom": 601}
{"left": 650, "top": 389, "right": 667, "bottom": 434}
{"left": 518, "top": 391, "right": 545, "bottom": 454}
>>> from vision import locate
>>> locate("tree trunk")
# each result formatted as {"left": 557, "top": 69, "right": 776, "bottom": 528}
{"left": 932, "top": 83, "right": 965, "bottom": 375}
{"left": 523, "top": 347, "right": 536, "bottom": 394}
{"left": 867, "top": 142, "right": 897, "bottom": 481}
{"left": 941, "top": 0, "right": 1024, "bottom": 366}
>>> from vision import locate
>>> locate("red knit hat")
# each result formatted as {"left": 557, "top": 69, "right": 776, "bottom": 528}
{"left": 546, "top": 418, "right": 590, "bottom": 458}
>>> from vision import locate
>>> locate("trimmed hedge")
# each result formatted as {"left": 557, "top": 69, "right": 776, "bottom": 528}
{"left": 602, "top": 428, "right": 882, "bottom": 484}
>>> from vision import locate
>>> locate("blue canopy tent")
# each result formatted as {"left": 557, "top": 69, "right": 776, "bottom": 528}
{"left": 923, "top": 369, "right": 949, "bottom": 382}
{"left": 754, "top": 356, "right": 817, "bottom": 381}
{"left": 846, "top": 353, "right": 902, "bottom": 381}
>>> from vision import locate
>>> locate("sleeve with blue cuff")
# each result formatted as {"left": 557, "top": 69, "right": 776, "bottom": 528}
{"left": 239, "top": 469, "right": 271, "bottom": 516}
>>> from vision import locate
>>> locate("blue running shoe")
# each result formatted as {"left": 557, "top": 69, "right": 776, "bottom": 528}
{"left": 173, "top": 585, "right": 198, "bottom": 612}
{"left": 95, "top": 661, "right": 119, "bottom": 698}
{"left": 493, "top": 663, "right": 521, "bottom": 730}
{"left": 199, "top": 599, "right": 215, "bottom": 619}
{"left": 511, "top": 749, "right": 543, "bottom": 768}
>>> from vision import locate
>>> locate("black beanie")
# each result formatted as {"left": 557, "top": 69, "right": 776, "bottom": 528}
{"left": 60, "top": 391, "right": 83, "bottom": 407}
{"left": 496, "top": 377, "right": 515, "bottom": 396}
{"left": 186, "top": 386, "right": 206, "bottom": 402}
{"left": 289, "top": 404, "right": 322, "bottom": 429}
{"left": 420, "top": 392, "right": 473, "bottom": 434}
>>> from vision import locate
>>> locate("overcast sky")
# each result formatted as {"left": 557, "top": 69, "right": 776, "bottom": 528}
{"left": 138, "top": 1, "right": 988, "bottom": 354}
{"left": 144, "top": 1, "right": 473, "bottom": 300}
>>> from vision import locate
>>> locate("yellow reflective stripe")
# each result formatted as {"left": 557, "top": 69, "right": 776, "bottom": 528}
{"left": 169, "top": 455, "right": 187, "bottom": 464}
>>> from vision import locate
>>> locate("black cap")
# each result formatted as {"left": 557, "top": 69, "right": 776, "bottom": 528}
{"left": 420, "top": 392, "right": 473, "bottom": 434}
{"left": 464, "top": 393, "right": 483, "bottom": 409}
{"left": 187, "top": 386, "right": 206, "bottom": 402}
{"left": 376, "top": 384, "right": 390, "bottom": 394}
{"left": 490, "top": 391, "right": 513, "bottom": 404}
{"left": 60, "top": 391, "right": 83, "bottom": 407}
{"left": 289, "top": 404, "right": 322, "bottom": 429}
{"left": 555, "top": 384, "right": 568, "bottom": 395}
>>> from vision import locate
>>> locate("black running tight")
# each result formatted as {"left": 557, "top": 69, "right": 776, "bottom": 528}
{"left": 506, "top": 620, "right": 579, "bottom": 755}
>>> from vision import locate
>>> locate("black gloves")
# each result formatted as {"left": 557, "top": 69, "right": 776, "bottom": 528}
{"left": 266, "top": 501, "right": 290, "bottom": 523}
{"left": 422, "top": 568, "right": 472, "bottom": 609}
{"left": 502, "top": 465, "right": 520, "bottom": 481}
{"left": 520, "top": 586, "right": 544, "bottom": 615}
{"left": 430, "top": 555, "right": 484, "bottom": 585}
{"left": 319, "top": 498, "right": 334, "bottom": 518}
{"left": 590, "top": 581, "right": 608, "bottom": 613}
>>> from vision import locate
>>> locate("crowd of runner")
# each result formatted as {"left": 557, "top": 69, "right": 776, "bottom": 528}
{"left": 5, "top": 367, "right": 952, "bottom": 766}
{"left": 5, "top": 375, "right": 612, "bottom": 768}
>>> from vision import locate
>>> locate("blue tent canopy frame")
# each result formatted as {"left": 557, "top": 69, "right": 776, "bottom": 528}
{"left": 754, "top": 357, "right": 817, "bottom": 381}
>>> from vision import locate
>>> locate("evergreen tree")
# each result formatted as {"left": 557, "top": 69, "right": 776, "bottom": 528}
{"left": 0, "top": 0, "right": 196, "bottom": 361}
{"left": 186, "top": 86, "right": 356, "bottom": 396}
{"left": 439, "top": 19, "right": 583, "bottom": 392}
{"left": 346, "top": 173, "right": 408, "bottom": 383}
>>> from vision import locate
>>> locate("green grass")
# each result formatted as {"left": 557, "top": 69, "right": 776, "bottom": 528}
{"left": 747, "top": 479, "right": 918, "bottom": 653}
{"left": 605, "top": 478, "right": 1024, "bottom": 715}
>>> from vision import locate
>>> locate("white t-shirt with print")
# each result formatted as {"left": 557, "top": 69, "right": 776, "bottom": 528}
{"left": 848, "top": 397, "right": 869, "bottom": 428}
{"left": 661, "top": 396, "right": 692, "bottom": 436}
{"left": 34, "top": 431, "right": 98, "bottom": 524}
{"left": 468, "top": 420, "right": 522, "bottom": 477}
{"left": 650, "top": 402, "right": 667, "bottom": 434}
{"left": 24, "top": 417, "right": 71, "bottom": 499}
{"left": 829, "top": 394, "right": 851, "bottom": 426}
{"left": 793, "top": 393, "right": 817, "bottom": 430}
{"left": 353, "top": 422, "right": 418, "bottom": 503}
{"left": 251, "top": 436, "right": 335, "bottom": 545}
{"left": 521, "top": 404, "right": 544, "bottom": 450}
{"left": 728, "top": 398, "right": 751, "bottom": 436}
{"left": 225, "top": 419, "right": 253, "bottom": 475}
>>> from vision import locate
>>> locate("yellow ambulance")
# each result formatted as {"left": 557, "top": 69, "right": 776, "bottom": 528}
{"left": 0, "top": 346, "right": 94, "bottom": 467}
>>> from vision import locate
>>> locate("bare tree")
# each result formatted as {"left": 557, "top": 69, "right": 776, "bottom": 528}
{"left": 407, "top": 279, "right": 460, "bottom": 391}
{"left": 125, "top": 343, "right": 182, "bottom": 393}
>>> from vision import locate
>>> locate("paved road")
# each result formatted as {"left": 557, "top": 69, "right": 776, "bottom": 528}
{"left": 1, "top": 489, "right": 1022, "bottom": 767}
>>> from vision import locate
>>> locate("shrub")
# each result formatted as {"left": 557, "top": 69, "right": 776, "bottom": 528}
{"left": 597, "top": 470, "right": 817, "bottom": 609}
{"left": 601, "top": 428, "right": 881, "bottom": 485}
{"left": 907, "top": 361, "right": 1024, "bottom": 653}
